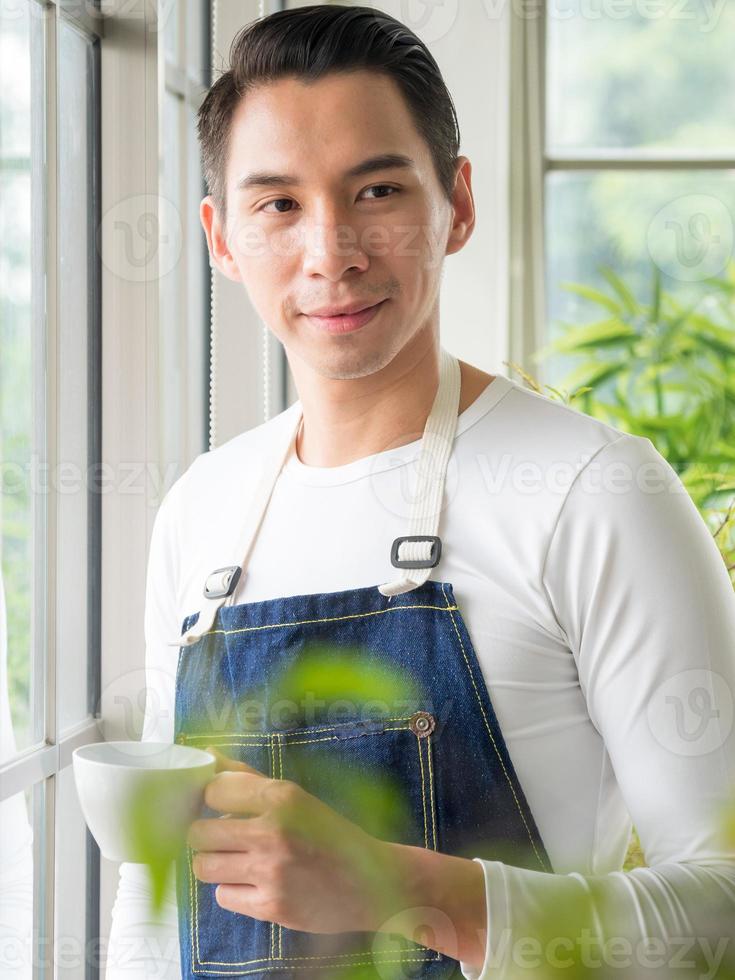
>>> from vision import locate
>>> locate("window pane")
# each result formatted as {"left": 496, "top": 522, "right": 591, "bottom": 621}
{"left": 543, "top": 169, "right": 735, "bottom": 386}
{"left": 186, "top": 0, "right": 208, "bottom": 85}
{"left": 546, "top": 2, "right": 735, "bottom": 153}
{"left": 0, "top": 0, "right": 46, "bottom": 753}
{"left": 0, "top": 778, "right": 35, "bottom": 978}
{"left": 161, "top": 0, "right": 179, "bottom": 63}
{"left": 57, "top": 18, "right": 95, "bottom": 734}
{"left": 55, "top": 767, "right": 93, "bottom": 978}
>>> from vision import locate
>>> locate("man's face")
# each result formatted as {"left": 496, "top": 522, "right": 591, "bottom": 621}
{"left": 202, "top": 70, "right": 473, "bottom": 381}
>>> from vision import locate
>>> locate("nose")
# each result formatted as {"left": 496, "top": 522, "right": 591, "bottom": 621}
{"left": 300, "top": 211, "right": 370, "bottom": 280}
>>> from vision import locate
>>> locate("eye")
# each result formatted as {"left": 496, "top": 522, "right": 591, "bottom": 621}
{"left": 257, "top": 184, "right": 400, "bottom": 214}
{"left": 361, "top": 184, "right": 399, "bottom": 200}
{"left": 259, "top": 198, "right": 297, "bottom": 214}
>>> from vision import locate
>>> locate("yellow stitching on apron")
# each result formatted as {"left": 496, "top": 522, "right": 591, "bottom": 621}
{"left": 182, "top": 716, "right": 417, "bottom": 741}
{"left": 416, "top": 733, "right": 429, "bottom": 849}
{"left": 275, "top": 734, "right": 283, "bottom": 960}
{"left": 268, "top": 733, "right": 275, "bottom": 961}
{"left": 440, "top": 583, "right": 549, "bottom": 872}
{"left": 188, "top": 845, "right": 196, "bottom": 970}
{"left": 190, "top": 602, "right": 459, "bottom": 639}
{"left": 187, "top": 729, "right": 411, "bottom": 753}
{"left": 189, "top": 954, "right": 437, "bottom": 975}
{"left": 427, "top": 735, "right": 438, "bottom": 851}
{"left": 280, "top": 727, "right": 411, "bottom": 746}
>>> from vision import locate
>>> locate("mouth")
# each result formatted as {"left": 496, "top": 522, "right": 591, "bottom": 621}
{"left": 301, "top": 299, "right": 388, "bottom": 335}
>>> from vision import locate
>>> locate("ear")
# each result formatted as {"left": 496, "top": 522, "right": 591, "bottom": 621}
{"left": 445, "top": 156, "right": 476, "bottom": 257}
{"left": 200, "top": 195, "right": 243, "bottom": 283}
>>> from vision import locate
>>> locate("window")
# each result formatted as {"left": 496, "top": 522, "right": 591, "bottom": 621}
{"left": 510, "top": 1, "right": 735, "bottom": 388}
{"left": 0, "top": 1, "right": 103, "bottom": 976}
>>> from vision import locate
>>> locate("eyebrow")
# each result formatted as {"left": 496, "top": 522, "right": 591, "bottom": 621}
{"left": 235, "top": 153, "right": 417, "bottom": 192}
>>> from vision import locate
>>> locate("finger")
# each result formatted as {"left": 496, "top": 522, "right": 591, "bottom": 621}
{"left": 204, "top": 771, "right": 275, "bottom": 816}
{"left": 205, "top": 746, "right": 265, "bottom": 776}
{"left": 215, "top": 883, "right": 260, "bottom": 917}
{"left": 188, "top": 815, "right": 266, "bottom": 851}
{"left": 192, "top": 850, "right": 256, "bottom": 885}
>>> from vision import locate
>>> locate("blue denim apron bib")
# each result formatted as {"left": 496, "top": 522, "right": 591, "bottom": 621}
{"left": 170, "top": 349, "right": 552, "bottom": 979}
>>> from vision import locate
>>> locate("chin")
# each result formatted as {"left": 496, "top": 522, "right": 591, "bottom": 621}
{"left": 310, "top": 343, "right": 398, "bottom": 381}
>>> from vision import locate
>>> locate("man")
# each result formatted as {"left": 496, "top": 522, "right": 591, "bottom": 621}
{"left": 107, "top": 5, "right": 735, "bottom": 979}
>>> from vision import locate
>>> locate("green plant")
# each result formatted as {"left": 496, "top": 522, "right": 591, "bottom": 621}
{"left": 507, "top": 258, "right": 735, "bottom": 587}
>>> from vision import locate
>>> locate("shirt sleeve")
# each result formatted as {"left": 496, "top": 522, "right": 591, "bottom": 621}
{"left": 105, "top": 479, "right": 185, "bottom": 980}
{"left": 461, "top": 432, "right": 735, "bottom": 980}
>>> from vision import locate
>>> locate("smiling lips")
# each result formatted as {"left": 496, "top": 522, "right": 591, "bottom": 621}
{"left": 302, "top": 299, "right": 387, "bottom": 334}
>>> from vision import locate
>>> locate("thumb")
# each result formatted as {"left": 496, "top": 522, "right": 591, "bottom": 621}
{"left": 205, "top": 745, "right": 264, "bottom": 776}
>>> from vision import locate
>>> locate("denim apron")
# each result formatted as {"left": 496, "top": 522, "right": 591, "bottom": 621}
{"left": 170, "top": 349, "right": 552, "bottom": 979}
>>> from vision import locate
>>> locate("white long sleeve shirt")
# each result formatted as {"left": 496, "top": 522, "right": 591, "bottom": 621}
{"left": 105, "top": 374, "right": 735, "bottom": 979}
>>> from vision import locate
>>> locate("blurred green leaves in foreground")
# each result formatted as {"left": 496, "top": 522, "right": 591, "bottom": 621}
{"left": 127, "top": 639, "right": 735, "bottom": 976}
{"left": 134, "top": 644, "right": 428, "bottom": 977}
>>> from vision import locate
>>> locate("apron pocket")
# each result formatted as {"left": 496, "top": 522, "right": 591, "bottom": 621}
{"left": 177, "top": 714, "right": 448, "bottom": 977}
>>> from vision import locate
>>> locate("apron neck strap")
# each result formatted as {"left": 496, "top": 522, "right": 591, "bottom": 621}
{"left": 173, "top": 346, "right": 461, "bottom": 647}
{"left": 174, "top": 407, "right": 302, "bottom": 647}
{"left": 378, "top": 346, "right": 461, "bottom": 596}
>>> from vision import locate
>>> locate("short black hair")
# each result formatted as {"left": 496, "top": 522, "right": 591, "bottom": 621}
{"left": 197, "top": 3, "right": 461, "bottom": 228}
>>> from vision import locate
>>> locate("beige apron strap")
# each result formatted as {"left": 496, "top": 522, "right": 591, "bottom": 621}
{"left": 169, "top": 345, "right": 461, "bottom": 644}
{"left": 168, "top": 407, "right": 303, "bottom": 647}
{"left": 378, "top": 347, "right": 461, "bottom": 596}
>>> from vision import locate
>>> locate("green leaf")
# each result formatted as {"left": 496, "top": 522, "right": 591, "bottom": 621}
{"left": 556, "top": 360, "right": 627, "bottom": 391}
{"left": 548, "top": 319, "right": 638, "bottom": 354}
{"left": 640, "top": 362, "right": 676, "bottom": 384}
{"left": 650, "top": 264, "right": 662, "bottom": 323}
{"left": 543, "top": 385, "right": 567, "bottom": 402}
{"left": 560, "top": 282, "right": 622, "bottom": 315}
{"left": 599, "top": 266, "right": 638, "bottom": 315}
{"left": 686, "top": 318, "right": 735, "bottom": 359}
{"left": 568, "top": 386, "right": 594, "bottom": 402}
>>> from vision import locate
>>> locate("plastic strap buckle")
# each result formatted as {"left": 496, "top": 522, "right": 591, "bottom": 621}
{"left": 203, "top": 565, "right": 242, "bottom": 600}
{"left": 390, "top": 536, "right": 442, "bottom": 570}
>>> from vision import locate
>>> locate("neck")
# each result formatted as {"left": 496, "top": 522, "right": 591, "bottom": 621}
{"left": 288, "top": 332, "right": 495, "bottom": 468}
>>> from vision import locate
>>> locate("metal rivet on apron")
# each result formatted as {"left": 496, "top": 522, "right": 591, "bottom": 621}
{"left": 409, "top": 710, "right": 436, "bottom": 738}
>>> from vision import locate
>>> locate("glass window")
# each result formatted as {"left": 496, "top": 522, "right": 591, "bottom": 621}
{"left": 546, "top": 1, "right": 735, "bottom": 153}
{"left": 0, "top": 0, "right": 45, "bottom": 758}
{"left": 542, "top": 3, "right": 735, "bottom": 389}
{"left": 0, "top": 585, "right": 35, "bottom": 976}
{"left": 0, "top": 2, "right": 101, "bottom": 975}
{"left": 544, "top": 169, "right": 735, "bottom": 385}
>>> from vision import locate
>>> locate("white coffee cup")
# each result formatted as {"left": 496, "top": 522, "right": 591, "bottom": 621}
{"left": 72, "top": 741, "right": 216, "bottom": 863}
